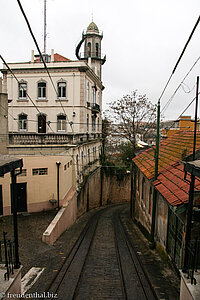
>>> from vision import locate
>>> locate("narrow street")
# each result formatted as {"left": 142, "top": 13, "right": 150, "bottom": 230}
{"left": 1, "top": 204, "right": 179, "bottom": 299}
{"left": 36, "top": 205, "right": 179, "bottom": 300}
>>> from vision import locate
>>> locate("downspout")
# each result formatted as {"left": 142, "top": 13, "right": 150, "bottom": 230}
{"left": 150, "top": 99, "right": 160, "bottom": 248}
{"left": 56, "top": 161, "right": 61, "bottom": 209}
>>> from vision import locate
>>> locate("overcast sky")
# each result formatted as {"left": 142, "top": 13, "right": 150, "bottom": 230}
{"left": 1, "top": 0, "right": 200, "bottom": 120}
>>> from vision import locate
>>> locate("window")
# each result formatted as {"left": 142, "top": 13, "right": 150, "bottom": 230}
{"left": 92, "top": 116, "right": 96, "bottom": 132}
{"left": 87, "top": 42, "right": 91, "bottom": 56}
{"left": 18, "top": 114, "right": 27, "bottom": 131}
{"left": 97, "top": 118, "right": 100, "bottom": 131}
{"left": 98, "top": 92, "right": 100, "bottom": 105}
{"left": 92, "top": 87, "right": 96, "bottom": 104}
{"left": 32, "top": 168, "right": 48, "bottom": 176}
{"left": 87, "top": 114, "right": 89, "bottom": 132}
{"left": 57, "top": 115, "right": 66, "bottom": 132}
{"left": 95, "top": 43, "right": 99, "bottom": 57}
{"left": 86, "top": 82, "right": 90, "bottom": 102}
{"left": 38, "top": 82, "right": 46, "bottom": 99}
{"left": 88, "top": 149, "right": 90, "bottom": 162}
{"left": 76, "top": 154, "right": 79, "bottom": 175}
{"left": 18, "top": 82, "right": 27, "bottom": 99}
{"left": 14, "top": 169, "right": 27, "bottom": 176}
{"left": 58, "top": 82, "right": 66, "bottom": 99}
{"left": 81, "top": 151, "right": 84, "bottom": 165}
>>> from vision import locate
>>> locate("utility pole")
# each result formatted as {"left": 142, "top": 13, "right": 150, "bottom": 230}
{"left": 150, "top": 99, "right": 160, "bottom": 248}
{"left": 44, "top": 0, "right": 47, "bottom": 54}
{"left": 183, "top": 76, "right": 199, "bottom": 272}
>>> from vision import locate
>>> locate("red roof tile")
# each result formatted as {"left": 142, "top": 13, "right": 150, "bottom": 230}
{"left": 133, "top": 131, "right": 200, "bottom": 206}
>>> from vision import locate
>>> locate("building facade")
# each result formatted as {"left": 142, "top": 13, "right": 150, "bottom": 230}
{"left": 0, "top": 21, "right": 105, "bottom": 216}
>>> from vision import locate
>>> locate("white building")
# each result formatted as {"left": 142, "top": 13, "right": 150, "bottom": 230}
{"left": 0, "top": 21, "right": 105, "bottom": 216}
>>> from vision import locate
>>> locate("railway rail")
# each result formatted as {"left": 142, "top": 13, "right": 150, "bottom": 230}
{"left": 44, "top": 206, "right": 158, "bottom": 300}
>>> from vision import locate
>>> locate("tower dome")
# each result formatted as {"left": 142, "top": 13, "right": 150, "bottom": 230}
{"left": 86, "top": 21, "right": 99, "bottom": 33}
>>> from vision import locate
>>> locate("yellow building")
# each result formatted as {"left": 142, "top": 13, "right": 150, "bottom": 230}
{"left": 162, "top": 116, "right": 200, "bottom": 138}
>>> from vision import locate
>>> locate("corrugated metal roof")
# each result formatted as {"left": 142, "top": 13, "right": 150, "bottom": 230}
{"left": 133, "top": 131, "right": 200, "bottom": 206}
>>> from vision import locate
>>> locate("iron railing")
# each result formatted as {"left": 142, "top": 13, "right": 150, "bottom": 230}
{"left": 0, "top": 232, "right": 15, "bottom": 280}
{"left": 185, "top": 239, "right": 200, "bottom": 284}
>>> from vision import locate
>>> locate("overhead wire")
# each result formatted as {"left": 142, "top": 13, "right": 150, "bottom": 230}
{"left": 161, "top": 55, "right": 200, "bottom": 113}
{"left": 16, "top": 0, "right": 73, "bottom": 132}
{"left": 0, "top": 54, "right": 55, "bottom": 133}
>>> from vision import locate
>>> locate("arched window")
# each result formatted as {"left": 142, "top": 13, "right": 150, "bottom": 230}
{"left": 18, "top": 82, "right": 27, "bottom": 99}
{"left": 18, "top": 113, "right": 27, "bottom": 131}
{"left": 38, "top": 114, "right": 46, "bottom": 133}
{"left": 95, "top": 43, "right": 99, "bottom": 57}
{"left": 57, "top": 115, "right": 66, "bottom": 132}
{"left": 87, "top": 42, "right": 91, "bottom": 56}
{"left": 38, "top": 81, "right": 46, "bottom": 99}
{"left": 86, "top": 82, "right": 90, "bottom": 102}
{"left": 57, "top": 81, "right": 66, "bottom": 99}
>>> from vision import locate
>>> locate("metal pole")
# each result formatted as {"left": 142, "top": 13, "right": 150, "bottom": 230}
{"left": 11, "top": 170, "right": 20, "bottom": 269}
{"left": 150, "top": 99, "right": 160, "bottom": 248}
{"left": 183, "top": 76, "right": 199, "bottom": 272}
{"left": 44, "top": 0, "right": 47, "bottom": 54}
{"left": 56, "top": 162, "right": 61, "bottom": 209}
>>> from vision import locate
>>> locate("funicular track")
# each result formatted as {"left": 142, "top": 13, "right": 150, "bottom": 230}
{"left": 114, "top": 212, "right": 158, "bottom": 300}
{"left": 44, "top": 206, "right": 158, "bottom": 300}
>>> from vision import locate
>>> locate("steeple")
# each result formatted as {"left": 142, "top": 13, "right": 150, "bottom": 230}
{"left": 75, "top": 21, "right": 106, "bottom": 79}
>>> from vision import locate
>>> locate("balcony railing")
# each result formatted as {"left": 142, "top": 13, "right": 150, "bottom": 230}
{"left": 91, "top": 103, "right": 100, "bottom": 113}
{"left": 79, "top": 52, "right": 106, "bottom": 61}
{"left": 9, "top": 132, "right": 102, "bottom": 145}
{"left": 184, "top": 239, "right": 200, "bottom": 284}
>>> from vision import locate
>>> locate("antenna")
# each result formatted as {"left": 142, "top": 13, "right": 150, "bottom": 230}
{"left": 44, "top": 0, "right": 47, "bottom": 53}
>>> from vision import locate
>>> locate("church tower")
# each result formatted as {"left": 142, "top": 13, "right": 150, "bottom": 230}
{"left": 76, "top": 21, "right": 106, "bottom": 79}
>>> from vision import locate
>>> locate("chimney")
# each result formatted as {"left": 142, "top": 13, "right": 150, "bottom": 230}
{"left": 51, "top": 49, "right": 54, "bottom": 62}
{"left": 31, "top": 50, "right": 34, "bottom": 62}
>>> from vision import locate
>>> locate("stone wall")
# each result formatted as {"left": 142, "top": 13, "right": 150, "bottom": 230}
{"left": 77, "top": 167, "right": 130, "bottom": 217}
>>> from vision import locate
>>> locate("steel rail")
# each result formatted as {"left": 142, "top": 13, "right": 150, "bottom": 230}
{"left": 117, "top": 212, "right": 158, "bottom": 300}
{"left": 44, "top": 209, "right": 103, "bottom": 300}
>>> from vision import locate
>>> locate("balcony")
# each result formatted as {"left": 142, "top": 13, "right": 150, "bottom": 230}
{"left": 91, "top": 103, "right": 100, "bottom": 113}
{"left": 9, "top": 132, "right": 102, "bottom": 146}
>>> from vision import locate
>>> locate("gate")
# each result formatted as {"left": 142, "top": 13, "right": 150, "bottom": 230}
{"left": 166, "top": 207, "right": 185, "bottom": 268}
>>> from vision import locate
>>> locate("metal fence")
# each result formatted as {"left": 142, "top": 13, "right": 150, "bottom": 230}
{"left": 185, "top": 239, "right": 200, "bottom": 285}
{"left": 0, "top": 232, "right": 15, "bottom": 280}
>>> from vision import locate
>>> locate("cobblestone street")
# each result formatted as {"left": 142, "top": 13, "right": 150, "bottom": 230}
{"left": 0, "top": 204, "right": 180, "bottom": 299}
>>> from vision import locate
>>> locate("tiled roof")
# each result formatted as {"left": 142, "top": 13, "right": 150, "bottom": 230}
{"left": 133, "top": 131, "right": 200, "bottom": 206}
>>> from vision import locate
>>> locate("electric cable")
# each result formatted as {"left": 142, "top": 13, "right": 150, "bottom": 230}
{"left": 0, "top": 54, "right": 55, "bottom": 133}
{"left": 17, "top": 0, "right": 73, "bottom": 132}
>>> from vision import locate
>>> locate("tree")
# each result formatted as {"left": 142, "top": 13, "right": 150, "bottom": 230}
{"left": 106, "top": 90, "right": 157, "bottom": 155}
